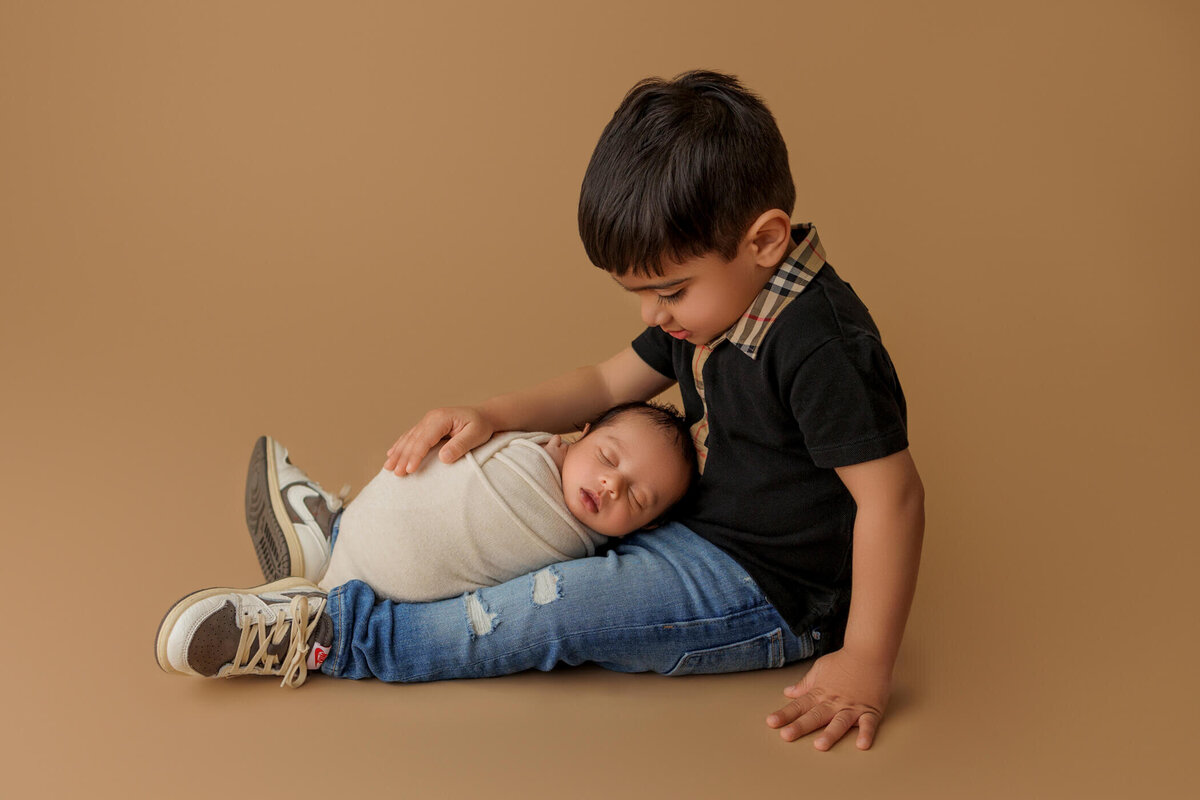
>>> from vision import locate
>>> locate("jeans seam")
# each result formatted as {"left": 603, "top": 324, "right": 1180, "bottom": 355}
{"left": 769, "top": 628, "right": 784, "bottom": 668}
{"left": 328, "top": 585, "right": 346, "bottom": 677}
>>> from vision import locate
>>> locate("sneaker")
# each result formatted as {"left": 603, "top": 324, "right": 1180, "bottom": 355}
{"left": 245, "top": 436, "right": 346, "bottom": 583}
{"left": 154, "top": 577, "right": 332, "bottom": 688}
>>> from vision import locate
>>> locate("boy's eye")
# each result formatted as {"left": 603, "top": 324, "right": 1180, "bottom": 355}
{"left": 656, "top": 289, "right": 686, "bottom": 305}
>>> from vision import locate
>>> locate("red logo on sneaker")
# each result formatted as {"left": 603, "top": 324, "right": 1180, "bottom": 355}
{"left": 309, "top": 644, "right": 328, "bottom": 669}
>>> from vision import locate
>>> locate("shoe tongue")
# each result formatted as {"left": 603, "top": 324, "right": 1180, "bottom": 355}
{"left": 254, "top": 595, "right": 331, "bottom": 661}
{"left": 308, "top": 610, "right": 333, "bottom": 651}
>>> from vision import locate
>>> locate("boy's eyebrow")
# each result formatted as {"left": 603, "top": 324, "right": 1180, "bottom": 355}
{"left": 612, "top": 276, "right": 688, "bottom": 292}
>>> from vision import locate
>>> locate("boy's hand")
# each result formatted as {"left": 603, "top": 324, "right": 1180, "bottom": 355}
{"left": 384, "top": 407, "right": 495, "bottom": 475}
{"left": 765, "top": 647, "right": 892, "bottom": 751}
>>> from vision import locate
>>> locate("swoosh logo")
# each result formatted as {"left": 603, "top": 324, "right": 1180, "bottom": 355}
{"left": 285, "top": 484, "right": 325, "bottom": 548}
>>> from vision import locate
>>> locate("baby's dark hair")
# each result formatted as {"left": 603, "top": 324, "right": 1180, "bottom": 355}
{"left": 581, "top": 400, "right": 698, "bottom": 527}
{"left": 578, "top": 69, "right": 795, "bottom": 277}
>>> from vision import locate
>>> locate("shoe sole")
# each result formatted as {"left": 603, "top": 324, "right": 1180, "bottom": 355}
{"left": 245, "top": 435, "right": 305, "bottom": 582}
{"left": 154, "top": 577, "right": 313, "bottom": 675}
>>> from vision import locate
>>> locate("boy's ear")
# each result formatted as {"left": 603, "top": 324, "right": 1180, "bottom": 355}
{"left": 745, "top": 209, "right": 793, "bottom": 268}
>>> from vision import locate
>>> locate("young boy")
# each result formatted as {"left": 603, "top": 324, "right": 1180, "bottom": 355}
{"left": 155, "top": 70, "right": 923, "bottom": 752}
{"left": 248, "top": 401, "right": 696, "bottom": 601}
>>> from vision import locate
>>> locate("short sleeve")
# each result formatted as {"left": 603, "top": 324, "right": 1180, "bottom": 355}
{"left": 789, "top": 334, "right": 908, "bottom": 468}
{"left": 631, "top": 326, "right": 675, "bottom": 379}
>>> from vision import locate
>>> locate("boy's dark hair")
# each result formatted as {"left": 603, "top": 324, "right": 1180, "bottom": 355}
{"left": 580, "top": 400, "right": 699, "bottom": 527}
{"left": 578, "top": 69, "right": 795, "bottom": 277}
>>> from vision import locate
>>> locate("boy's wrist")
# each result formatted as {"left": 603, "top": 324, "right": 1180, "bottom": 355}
{"left": 837, "top": 635, "right": 900, "bottom": 672}
{"left": 474, "top": 401, "right": 509, "bottom": 432}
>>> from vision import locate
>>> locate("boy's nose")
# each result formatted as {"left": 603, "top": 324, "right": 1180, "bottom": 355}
{"left": 600, "top": 474, "right": 624, "bottom": 497}
{"left": 641, "top": 297, "right": 668, "bottom": 328}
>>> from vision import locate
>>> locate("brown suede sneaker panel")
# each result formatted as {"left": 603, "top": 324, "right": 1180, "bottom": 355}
{"left": 281, "top": 489, "right": 336, "bottom": 541}
{"left": 188, "top": 600, "right": 241, "bottom": 677}
{"left": 303, "top": 494, "right": 336, "bottom": 542}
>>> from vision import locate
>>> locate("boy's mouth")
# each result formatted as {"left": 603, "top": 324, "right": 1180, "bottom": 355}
{"left": 667, "top": 329, "right": 691, "bottom": 340}
{"left": 580, "top": 487, "right": 599, "bottom": 514}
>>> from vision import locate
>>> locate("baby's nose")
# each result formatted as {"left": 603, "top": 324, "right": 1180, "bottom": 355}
{"left": 601, "top": 474, "right": 624, "bottom": 496}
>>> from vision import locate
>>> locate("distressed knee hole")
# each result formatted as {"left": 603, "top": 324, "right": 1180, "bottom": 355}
{"left": 464, "top": 591, "right": 497, "bottom": 637}
{"left": 531, "top": 567, "right": 561, "bottom": 606}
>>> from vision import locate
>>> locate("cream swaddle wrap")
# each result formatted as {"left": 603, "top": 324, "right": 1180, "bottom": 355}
{"left": 318, "top": 431, "right": 608, "bottom": 601}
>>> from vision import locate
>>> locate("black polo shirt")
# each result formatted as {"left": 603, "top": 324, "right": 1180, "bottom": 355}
{"left": 631, "top": 225, "right": 908, "bottom": 653}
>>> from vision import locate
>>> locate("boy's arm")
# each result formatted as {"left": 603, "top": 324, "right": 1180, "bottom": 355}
{"left": 384, "top": 346, "right": 674, "bottom": 474}
{"left": 765, "top": 448, "right": 925, "bottom": 750}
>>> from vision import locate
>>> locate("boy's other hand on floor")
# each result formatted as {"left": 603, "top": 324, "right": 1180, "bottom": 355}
{"left": 384, "top": 407, "right": 495, "bottom": 475}
{"left": 765, "top": 647, "right": 892, "bottom": 751}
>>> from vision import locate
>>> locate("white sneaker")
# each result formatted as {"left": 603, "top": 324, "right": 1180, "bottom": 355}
{"left": 245, "top": 436, "right": 346, "bottom": 583}
{"left": 154, "top": 577, "right": 332, "bottom": 688}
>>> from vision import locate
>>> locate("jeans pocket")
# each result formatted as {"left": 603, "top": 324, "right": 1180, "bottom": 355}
{"left": 665, "top": 628, "right": 786, "bottom": 676}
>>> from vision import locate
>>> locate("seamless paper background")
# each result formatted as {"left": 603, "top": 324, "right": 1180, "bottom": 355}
{"left": 2, "top": 1, "right": 1197, "bottom": 797}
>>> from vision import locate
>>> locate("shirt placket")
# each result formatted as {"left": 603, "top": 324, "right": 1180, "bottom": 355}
{"left": 689, "top": 335, "right": 726, "bottom": 475}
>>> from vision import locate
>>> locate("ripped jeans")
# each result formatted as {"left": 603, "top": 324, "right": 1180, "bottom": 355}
{"left": 320, "top": 521, "right": 815, "bottom": 682}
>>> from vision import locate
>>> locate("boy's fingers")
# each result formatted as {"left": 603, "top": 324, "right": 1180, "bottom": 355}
{"left": 779, "top": 705, "right": 829, "bottom": 742}
{"left": 397, "top": 444, "right": 421, "bottom": 474}
{"left": 855, "top": 713, "right": 880, "bottom": 750}
{"left": 396, "top": 427, "right": 447, "bottom": 473}
{"left": 385, "top": 436, "right": 411, "bottom": 470}
{"left": 813, "top": 710, "right": 856, "bottom": 751}
{"left": 440, "top": 424, "right": 491, "bottom": 464}
{"left": 439, "top": 435, "right": 468, "bottom": 463}
{"left": 766, "top": 695, "right": 815, "bottom": 728}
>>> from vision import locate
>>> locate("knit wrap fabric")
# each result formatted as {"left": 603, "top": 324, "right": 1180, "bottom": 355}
{"left": 318, "top": 432, "right": 607, "bottom": 601}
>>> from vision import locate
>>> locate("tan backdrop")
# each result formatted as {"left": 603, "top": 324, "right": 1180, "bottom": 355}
{"left": 2, "top": 1, "right": 1196, "bottom": 797}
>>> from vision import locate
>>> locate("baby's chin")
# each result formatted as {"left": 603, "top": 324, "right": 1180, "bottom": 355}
{"left": 562, "top": 493, "right": 621, "bottom": 538}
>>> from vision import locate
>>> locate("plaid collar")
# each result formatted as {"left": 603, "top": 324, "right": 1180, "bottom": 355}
{"left": 714, "top": 223, "right": 827, "bottom": 359}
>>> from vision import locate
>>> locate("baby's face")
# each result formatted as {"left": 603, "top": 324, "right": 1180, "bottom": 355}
{"left": 558, "top": 412, "right": 692, "bottom": 537}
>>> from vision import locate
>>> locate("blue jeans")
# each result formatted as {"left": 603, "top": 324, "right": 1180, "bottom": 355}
{"left": 320, "top": 519, "right": 814, "bottom": 682}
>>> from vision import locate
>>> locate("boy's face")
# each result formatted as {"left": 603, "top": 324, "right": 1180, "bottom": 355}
{"left": 560, "top": 413, "right": 692, "bottom": 537}
{"left": 613, "top": 213, "right": 792, "bottom": 346}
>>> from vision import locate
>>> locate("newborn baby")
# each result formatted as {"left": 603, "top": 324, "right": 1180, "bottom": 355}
{"left": 317, "top": 401, "right": 696, "bottom": 602}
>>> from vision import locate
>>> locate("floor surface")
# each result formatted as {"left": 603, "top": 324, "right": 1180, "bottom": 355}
{"left": 2, "top": 2, "right": 1196, "bottom": 797}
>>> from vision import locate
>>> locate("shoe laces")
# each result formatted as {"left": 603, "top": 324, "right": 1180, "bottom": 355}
{"left": 228, "top": 593, "right": 327, "bottom": 688}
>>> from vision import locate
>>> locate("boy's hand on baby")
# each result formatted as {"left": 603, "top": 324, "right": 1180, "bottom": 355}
{"left": 384, "top": 407, "right": 495, "bottom": 475}
{"left": 765, "top": 647, "right": 892, "bottom": 751}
